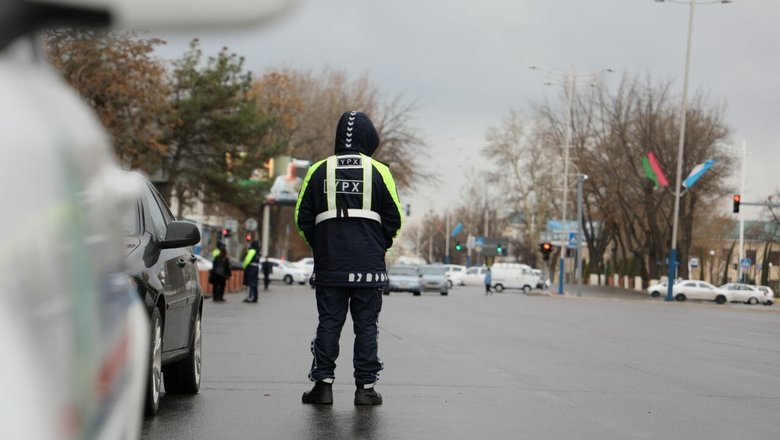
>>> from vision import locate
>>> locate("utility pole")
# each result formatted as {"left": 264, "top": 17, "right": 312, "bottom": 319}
{"left": 738, "top": 140, "right": 746, "bottom": 282}
{"left": 576, "top": 175, "right": 587, "bottom": 296}
{"left": 445, "top": 210, "right": 450, "bottom": 264}
{"left": 530, "top": 64, "right": 612, "bottom": 295}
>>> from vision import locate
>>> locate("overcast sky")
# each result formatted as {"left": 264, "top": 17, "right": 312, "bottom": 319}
{"left": 157, "top": 0, "right": 779, "bottom": 223}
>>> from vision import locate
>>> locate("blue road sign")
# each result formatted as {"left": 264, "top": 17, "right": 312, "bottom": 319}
{"left": 451, "top": 223, "right": 464, "bottom": 237}
{"left": 740, "top": 258, "right": 751, "bottom": 268}
{"left": 474, "top": 236, "right": 485, "bottom": 247}
{"left": 567, "top": 232, "right": 578, "bottom": 249}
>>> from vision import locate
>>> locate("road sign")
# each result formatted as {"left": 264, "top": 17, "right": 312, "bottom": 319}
{"left": 224, "top": 218, "right": 239, "bottom": 232}
{"left": 451, "top": 223, "right": 464, "bottom": 237}
{"left": 740, "top": 258, "right": 751, "bottom": 268}
{"left": 689, "top": 257, "right": 699, "bottom": 268}
{"left": 474, "top": 236, "right": 485, "bottom": 247}
{"left": 245, "top": 217, "right": 258, "bottom": 231}
{"left": 567, "top": 232, "right": 578, "bottom": 249}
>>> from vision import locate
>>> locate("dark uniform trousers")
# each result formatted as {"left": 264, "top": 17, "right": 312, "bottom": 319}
{"left": 309, "top": 285, "right": 384, "bottom": 386}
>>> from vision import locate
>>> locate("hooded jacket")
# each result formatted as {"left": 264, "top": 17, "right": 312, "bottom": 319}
{"left": 295, "top": 111, "right": 403, "bottom": 287}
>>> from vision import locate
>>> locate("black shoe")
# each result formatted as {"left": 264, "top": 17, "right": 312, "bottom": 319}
{"left": 354, "top": 386, "right": 382, "bottom": 406}
{"left": 302, "top": 381, "right": 333, "bottom": 405}
{"left": 242, "top": 299, "right": 251, "bottom": 303}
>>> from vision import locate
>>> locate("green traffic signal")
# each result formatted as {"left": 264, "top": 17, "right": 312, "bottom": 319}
{"left": 496, "top": 243, "right": 503, "bottom": 255}
{"left": 455, "top": 242, "right": 462, "bottom": 251}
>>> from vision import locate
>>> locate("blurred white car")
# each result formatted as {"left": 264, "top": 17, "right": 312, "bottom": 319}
{"left": 756, "top": 285, "right": 774, "bottom": 305}
{"left": 1, "top": 32, "right": 149, "bottom": 440}
{"left": 672, "top": 280, "right": 732, "bottom": 304}
{"left": 443, "top": 264, "right": 466, "bottom": 287}
{"left": 194, "top": 254, "right": 214, "bottom": 271}
{"left": 719, "top": 283, "right": 765, "bottom": 305}
{"left": 461, "top": 265, "right": 490, "bottom": 286}
{"left": 0, "top": 1, "right": 294, "bottom": 438}
{"left": 646, "top": 281, "right": 668, "bottom": 297}
{"left": 293, "top": 257, "right": 314, "bottom": 278}
{"left": 264, "top": 258, "right": 309, "bottom": 284}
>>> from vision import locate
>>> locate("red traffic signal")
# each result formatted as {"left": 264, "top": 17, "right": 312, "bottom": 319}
{"left": 540, "top": 242, "right": 553, "bottom": 261}
{"left": 245, "top": 233, "right": 252, "bottom": 242}
{"left": 733, "top": 194, "right": 741, "bottom": 213}
{"left": 222, "top": 228, "right": 232, "bottom": 237}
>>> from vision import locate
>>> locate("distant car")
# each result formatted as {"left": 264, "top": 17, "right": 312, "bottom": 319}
{"left": 756, "top": 285, "right": 775, "bottom": 305}
{"left": 419, "top": 265, "right": 449, "bottom": 295}
{"left": 194, "top": 254, "right": 213, "bottom": 271}
{"left": 461, "top": 265, "right": 490, "bottom": 286}
{"left": 443, "top": 264, "right": 467, "bottom": 287}
{"left": 387, "top": 265, "right": 422, "bottom": 296}
{"left": 646, "top": 281, "right": 668, "bottom": 297}
{"left": 293, "top": 257, "right": 315, "bottom": 278}
{"left": 264, "top": 258, "right": 309, "bottom": 284}
{"left": 672, "top": 280, "right": 732, "bottom": 304}
{"left": 123, "top": 172, "right": 204, "bottom": 416}
{"left": 719, "top": 283, "right": 765, "bottom": 305}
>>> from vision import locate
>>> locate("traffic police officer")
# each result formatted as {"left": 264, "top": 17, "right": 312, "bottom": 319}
{"left": 295, "top": 111, "right": 403, "bottom": 405}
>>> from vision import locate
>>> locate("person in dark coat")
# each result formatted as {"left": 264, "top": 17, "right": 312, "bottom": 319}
{"left": 242, "top": 240, "right": 260, "bottom": 303}
{"left": 261, "top": 256, "right": 272, "bottom": 290}
{"left": 295, "top": 111, "right": 403, "bottom": 406}
{"left": 210, "top": 242, "right": 232, "bottom": 302}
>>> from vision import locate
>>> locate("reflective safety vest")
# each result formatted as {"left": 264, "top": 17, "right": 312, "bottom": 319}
{"left": 314, "top": 154, "right": 381, "bottom": 225}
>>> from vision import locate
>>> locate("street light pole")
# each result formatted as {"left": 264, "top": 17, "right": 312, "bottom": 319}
{"left": 658, "top": 0, "right": 731, "bottom": 301}
{"left": 530, "top": 64, "right": 612, "bottom": 295}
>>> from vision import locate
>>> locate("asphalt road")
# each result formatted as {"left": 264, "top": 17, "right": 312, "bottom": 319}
{"left": 141, "top": 283, "right": 780, "bottom": 439}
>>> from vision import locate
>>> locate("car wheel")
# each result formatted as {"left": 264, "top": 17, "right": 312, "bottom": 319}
{"left": 447, "top": 279, "right": 453, "bottom": 288}
{"left": 651, "top": 291, "right": 660, "bottom": 297}
{"left": 283, "top": 275, "right": 293, "bottom": 285}
{"left": 494, "top": 284, "right": 504, "bottom": 293}
{"left": 164, "top": 308, "right": 202, "bottom": 394}
{"left": 145, "top": 307, "right": 163, "bottom": 416}
{"left": 675, "top": 293, "right": 686, "bottom": 302}
{"left": 715, "top": 295, "right": 727, "bottom": 304}
{"left": 413, "top": 291, "right": 421, "bottom": 296}
{"left": 748, "top": 297, "right": 758, "bottom": 305}
{"left": 522, "top": 285, "right": 531, "bottom": 294}
{"left": 440, "top": 290, "right": 448, "bottom": 296}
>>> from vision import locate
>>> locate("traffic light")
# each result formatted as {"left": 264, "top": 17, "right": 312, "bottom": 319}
{"left": 222, "top": 228, "right": 232, "bottom": 238}
{"left": 245, "top": 232, "right": 252, "bottom": 242}
{"left": 540, "top": 242, "right": 553, "bottom": 261}
{"left": 496, "top": 243, "right": 503, "bottom": 255}
{"left": 455, "top": 242, "right": 462, "bottom": 251}
{"left": 733, "top": 194, "right": 741, "bottom": 213}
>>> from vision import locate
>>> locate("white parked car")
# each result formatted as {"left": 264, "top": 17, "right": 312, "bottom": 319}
{"left": 461, "top": 265, "right": 490, "bottom": 286}
{"left": 443, "top": 264, "right": 467, "bottom": 287}
{"left": 646, "top": 281, "right": 668, "bottom": 297}
{"left": 264, "top": 258, "right": 309, "bottom": 285}
{"left": 756, "top": 285, "right": 775, "bottom": 305}
{"left": 672, "top": 280, "right": 732, "bottom": 304}
{"left": 194, "top": 254, "right": 213, "bottom": 271}
{"left": 293, "top": 257, "right": 315, "bottom": 278}
{"left": 719, "top": 283, "right": 765, "bottom": 305}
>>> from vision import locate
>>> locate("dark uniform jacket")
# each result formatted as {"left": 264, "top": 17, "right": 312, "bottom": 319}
{"left": 295, "top": 111, "right": 403, "bottom": 287}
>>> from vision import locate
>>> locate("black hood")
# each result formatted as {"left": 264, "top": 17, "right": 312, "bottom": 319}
{"left": 334, "top": 111, "right": 379, "bottom": 156}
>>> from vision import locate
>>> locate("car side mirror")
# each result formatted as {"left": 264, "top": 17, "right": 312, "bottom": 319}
{"left": 160, "top": 221, "right": 201, "bottom": 249}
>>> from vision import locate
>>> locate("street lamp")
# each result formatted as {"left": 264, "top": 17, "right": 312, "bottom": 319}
{"left": 656, "top": 0, "right": 732, "bottom": 302}
{"left": 530, "top": 64, "right": 612, "bottom": 295}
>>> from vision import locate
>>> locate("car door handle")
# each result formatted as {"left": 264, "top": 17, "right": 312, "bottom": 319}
{"left": 177, "top": 257, "right": 187, "bottom": 268}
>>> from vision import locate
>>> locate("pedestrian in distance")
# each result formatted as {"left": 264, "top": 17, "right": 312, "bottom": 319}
{"left": 209, "top": 241, "right": 231, "bottom": 302}
{"left": 261, "top": 256, "right": 272, "bottom": 290}
{"left": 295, "top": 111, "right": 403, "bottom": 406}
{"left": 484, "top": 267, "right": 492, "bottom": 295}
{"left": 242, "top": 240, "right": 260, "bottom": 303}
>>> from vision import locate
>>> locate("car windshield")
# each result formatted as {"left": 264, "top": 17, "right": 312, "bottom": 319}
{"left": 419, "top": 266, "right": 445, "bottom": 275}
{"left": 389, "top": 266, "right": 418, "bottom": 276}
